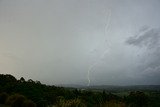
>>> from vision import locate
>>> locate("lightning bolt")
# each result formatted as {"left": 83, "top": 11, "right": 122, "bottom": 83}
{"left": 87, "top": 9, "right": 111, "bottom": 86}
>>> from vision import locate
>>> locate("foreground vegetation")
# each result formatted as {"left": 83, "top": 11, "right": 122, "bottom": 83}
{"left": 0, "top": 74, "right": 160, "bottom": 107}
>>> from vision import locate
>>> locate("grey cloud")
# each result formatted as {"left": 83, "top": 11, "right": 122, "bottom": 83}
{"left": 126, "top": 27, "right": 160, "bottom": 84}
{"left": 126, "top": 27, "right": 160, "bottom": 49}
{"left": 1, "top": 0, "right": 160, "bottom": 85}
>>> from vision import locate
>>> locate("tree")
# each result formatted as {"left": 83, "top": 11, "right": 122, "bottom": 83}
{"left": 28, "top": 79, "right": 34, "bottom": 83}
{"left": 0, "top": 74, "right": 17, "bottom": 86}
{"left": 19, "top": 77, "right": 25, "bottom": 82}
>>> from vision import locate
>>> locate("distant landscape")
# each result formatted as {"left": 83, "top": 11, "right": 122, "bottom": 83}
{"left": 1, "top": 0, "right": 160, "bottom": 107}
{"left": 62, "top": 84, "right": 160, "bottom": 91}
{"left": 0, "top": 74, "right": 160, "bottom": 107}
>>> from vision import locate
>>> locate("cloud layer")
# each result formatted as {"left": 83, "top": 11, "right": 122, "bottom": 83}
{"left": 126, "top": 27, "right": 160, "bottom": 84}
{"left": 0, "top": 0, "right": 160, "bottom": 85}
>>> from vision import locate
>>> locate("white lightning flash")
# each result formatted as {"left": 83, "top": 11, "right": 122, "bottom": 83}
{"left": 87, "top": 9, "right": 111, "bottom": 86}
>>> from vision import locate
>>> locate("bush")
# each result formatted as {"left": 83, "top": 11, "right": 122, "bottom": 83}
{"left": 104, "top": 100, "right": 126, "bottom": 107}
{"left": 126, "top": 91, "right": 148, "bottom": 107}
{"left": 56, "top": 98, "right": 86, "bottom": 107}
{"left": 5, "top": 94, "right": 26, "bottom": 107}
{"left": 11, "top": 94, "right": 26, "bottom": 107}
{"left": 0, "top": 92, "right": 9, "bottom": 104}
{"left": 22, "top": 100, "right": 36, "bottom": 107}
{"left": 5, "top": 94, "right": 17, "bottom": 105}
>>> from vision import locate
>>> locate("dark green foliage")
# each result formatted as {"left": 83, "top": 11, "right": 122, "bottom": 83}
{"left": 19, "top": 77, "right": 25, "bottom": 83}
{"left": 126, "top": 91, "right": 148, "bottom": 107}
{"left": 0, "top": 92, "right": 8, "bottom": 104}
{"left": 0, "top": 74, "right": 17, "bottom": 93}
{"left": 22, "top": 100, "right": 36, "bottom": 107}
{"left": 10, "top": 94, "right": 26, "bottom": 107}
{"left": 5, "top": 94, "right": 25, "bottom": 106}
{"left": 0, "top": 74, "right": 17, "bottom": 85}
{"left": 5, "top": 94, "right": 18, "bottom": 105}
{"left": 4, "top": 94, "right": 36, "bottom": 107}
{"left": 0, "top": 74, "right": 160, "bottom": 107}
{"left": 146, "top": 91, "right": 160, "bottom": 107}
{"left": 56, "top": 98, "right": 86, "bottom": 107}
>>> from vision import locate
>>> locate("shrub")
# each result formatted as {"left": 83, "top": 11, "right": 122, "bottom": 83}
{"left": 104, "top": 100, "right": 126, "bottom": 107}
{"left": 22, "top": 100, "right": 36, "bottom": 107}
{"left": 5, "top": 94, "right": 26, "bottom": 107}
{"left": 11, "top": 94, "right": 26, "bottom": 107}
{"left": 56, "top": 98, "right": 86, "bottom": 107}
{"left": 126, "top": 91, "right": 148, "bottom": 107}
{"left": 0, "top": 92, "right": 9, "bottom": 104}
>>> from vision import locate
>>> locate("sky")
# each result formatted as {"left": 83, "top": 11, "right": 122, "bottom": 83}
{"left": 0, "top": 0, "right": 160, "bottom": 86}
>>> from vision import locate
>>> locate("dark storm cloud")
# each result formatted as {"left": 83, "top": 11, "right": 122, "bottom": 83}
{"left": 126, "top": 27, "right": 160, "bottom": 49}
{"left": 126, "top": 27, "right": 160, "bottom": 84}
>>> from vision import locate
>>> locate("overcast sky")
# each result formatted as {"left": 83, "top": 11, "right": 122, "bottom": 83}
{"left": 0, "top": 0, "right": 160, "bottom": 86}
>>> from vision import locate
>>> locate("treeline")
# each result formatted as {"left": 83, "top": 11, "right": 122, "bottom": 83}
{"left": 0, "top": 74, "right": 156, "bottom": 107}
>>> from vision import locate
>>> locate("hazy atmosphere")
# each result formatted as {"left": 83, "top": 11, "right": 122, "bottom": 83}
{"left": 0, "top": 0, "right": 160, "bottom": 86}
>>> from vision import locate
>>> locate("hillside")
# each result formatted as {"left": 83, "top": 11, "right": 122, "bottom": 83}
{"left": 0, "top": 74, "right": 160, "bottom": 107}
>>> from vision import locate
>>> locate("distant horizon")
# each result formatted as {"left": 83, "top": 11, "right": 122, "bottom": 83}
{"left": 2, "top": 73, "right": 160, "bottom": 87}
